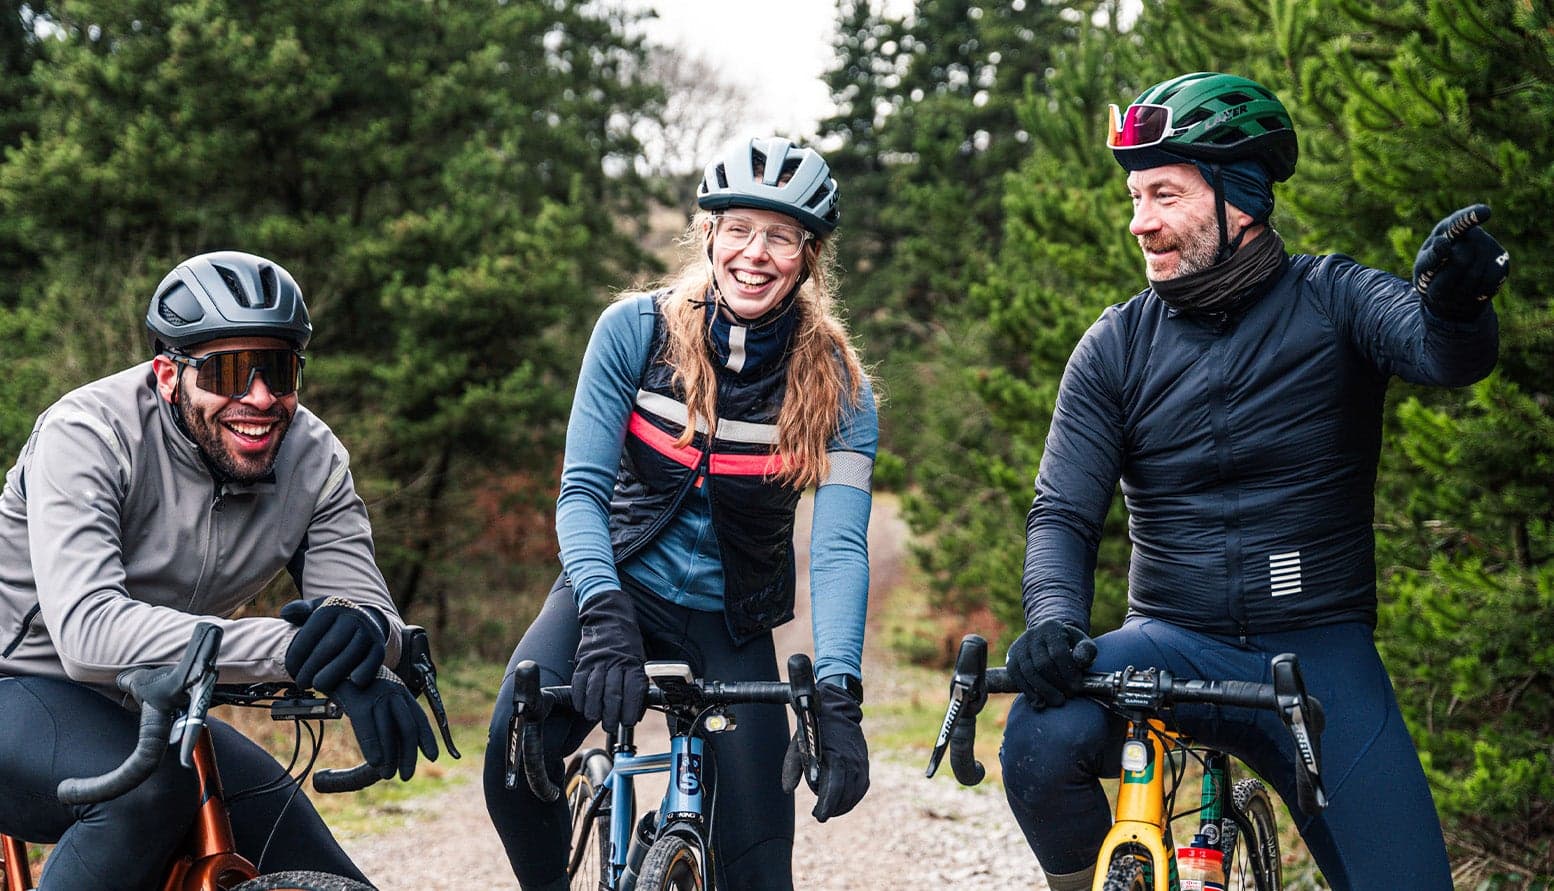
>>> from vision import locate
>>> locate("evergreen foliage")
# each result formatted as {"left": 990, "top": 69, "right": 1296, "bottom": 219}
{"left": 818, "top": 2, "right": 1098, "bottom": 643}
{"left": 0, "top": 0, "right": 663, "bottom": 631}
{"left": 833, "top": 0, "right": 1551, "bottom": 878}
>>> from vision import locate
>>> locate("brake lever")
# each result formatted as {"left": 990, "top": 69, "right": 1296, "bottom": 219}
{"left": 173, "top": 667, "right": 217, "bottom": 768}
{"left": 926, "top": 634, "right": 988, "bottom": 779}
{"left": 166, "top": 623, "right": 222, "bottom": 769}
{"left": 786, "top": 654, "right": 822, "bottom": 789}
{"left": 1272, "top": 652, "right": 1328, "bottom": 812}
{"left": 398, "top": 627, "right": 461, "bottom": 759}
{"left": 505, "top": 660, "right": 547, "bottom": 791}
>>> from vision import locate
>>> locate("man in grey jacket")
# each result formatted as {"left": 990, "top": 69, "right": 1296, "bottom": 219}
{"left": 0, "top": 251, "right": 435, "bottom": 889}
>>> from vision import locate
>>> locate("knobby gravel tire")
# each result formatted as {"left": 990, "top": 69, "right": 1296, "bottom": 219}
{"left": 1101, "top": 850, "right": 1149, "bottom": 891}
{"left": 229, "top": 871, "right": 375, "bottom": 891}
{"left": 635, "top": 834, "right": 704, "bottom": 891}
{"left": 1220, "top": 777, "right": 1281, "bottom": 891}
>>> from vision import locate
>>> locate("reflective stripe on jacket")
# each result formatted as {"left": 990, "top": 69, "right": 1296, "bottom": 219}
{"left": 1023, "top": 252, "right": 1498, "bottom": 636}
{"left": 609, "top": 299, "right": 803, "bottom": 644}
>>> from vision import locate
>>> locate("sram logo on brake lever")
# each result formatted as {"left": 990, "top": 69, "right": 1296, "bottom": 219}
{"left": 925, "top": 689, "right": 967, "bottom": 778}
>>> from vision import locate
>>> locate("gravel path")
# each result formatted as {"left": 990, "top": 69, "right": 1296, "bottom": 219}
{"left": 342, "top": 496, "right": 1049, "bottom": 889}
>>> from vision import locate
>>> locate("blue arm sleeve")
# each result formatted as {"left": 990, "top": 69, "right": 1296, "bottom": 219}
{"left": 809, "top": 377, "right": 878, "bottom": 682}
{"left": 1315, "top": 255, "right": 1498, "bottom": 386}
{"left": 555, "top": 296, "right": 656, "bottom": 605}
{"left": 1021, "top": 314, "right": 1125, "bottom": 633}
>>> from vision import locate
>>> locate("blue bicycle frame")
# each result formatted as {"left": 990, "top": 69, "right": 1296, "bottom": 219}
{"left": 604, "top": 731, "right": 710, "bottom": 887}
{"left": 507, "top": 655, "right": 818, "bottom": 891}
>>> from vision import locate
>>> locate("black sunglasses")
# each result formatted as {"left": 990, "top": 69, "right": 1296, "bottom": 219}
{"left": 169, "top": 348, "right": 305, "bottom": 399}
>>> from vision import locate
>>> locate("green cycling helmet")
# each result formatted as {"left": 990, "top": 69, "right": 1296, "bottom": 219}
{"left": 1109, "top": 72, "right": 1298, "bottom": 182}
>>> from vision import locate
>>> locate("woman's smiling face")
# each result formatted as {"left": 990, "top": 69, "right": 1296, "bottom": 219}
{"left": 709, "top": 209, "right": 808, "bottom": 321}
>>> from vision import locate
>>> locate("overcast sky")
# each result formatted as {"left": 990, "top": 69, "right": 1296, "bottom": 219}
{"left": 629, "top": 0, "right": 862, "bottom": 138}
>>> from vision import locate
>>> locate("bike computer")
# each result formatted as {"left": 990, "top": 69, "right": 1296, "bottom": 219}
{"left": 644, "top": 661, "right": 695, "bottom": 685}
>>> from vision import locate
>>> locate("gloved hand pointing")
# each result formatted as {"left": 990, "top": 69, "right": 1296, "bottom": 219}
{"left": 1005, "top": 618, "right": 1098, "bottom": 709}
{"left": 1412, "top": 203, "right": 1510, "bottom": 321}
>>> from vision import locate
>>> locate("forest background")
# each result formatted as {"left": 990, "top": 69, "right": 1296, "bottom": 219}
{"left": 0, "top": 0, "right": 1548, "bottom": 884}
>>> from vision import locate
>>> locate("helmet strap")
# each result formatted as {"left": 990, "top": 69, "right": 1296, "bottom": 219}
{"left": 169, "top": 367, "right": 193, "bottom": 438}
{"left": 1208, "top": 164, "right": 1248, "bottom": 265}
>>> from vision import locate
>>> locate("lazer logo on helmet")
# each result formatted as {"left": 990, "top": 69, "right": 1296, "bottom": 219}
{"left": 1205, "top": 102, "right": 1250, "bottom": 130}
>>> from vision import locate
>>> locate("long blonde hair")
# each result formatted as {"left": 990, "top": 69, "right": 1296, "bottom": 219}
{"left": 623, "top": 211, "right": 871, "bottom": 490}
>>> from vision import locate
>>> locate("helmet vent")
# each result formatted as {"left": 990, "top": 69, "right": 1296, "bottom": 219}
{"left": 1181, "top": 108, "right": 1214, "bottom": 127}
{"left": 805, "top": 181, "right": 832, "bottom": 209}
{"left": 714, "top": 163, "right": 729, "bottom": 189}
{"left": 257, "top": 265, "right": 278, "bottom": 308}
{"left": 216, "top": 265, "right": 252, "bottom": 307}
{"left": 157, "top": 299, "right": 192, "bottom": 326}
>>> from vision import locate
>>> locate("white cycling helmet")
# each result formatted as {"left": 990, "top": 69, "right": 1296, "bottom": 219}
{"left": 696, "top": 137, "right": 840, "bottom": 235}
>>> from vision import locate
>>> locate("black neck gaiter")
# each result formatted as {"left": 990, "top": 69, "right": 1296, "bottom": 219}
{"left": 1150, "top": 229, "right": 1288, "bottom": 318}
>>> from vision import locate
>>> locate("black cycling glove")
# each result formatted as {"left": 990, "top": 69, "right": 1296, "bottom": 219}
{"left": 571, "top": 590, "right": 648, "bottom": 730}
{"left": 1006, "top": 618, "right": 1098, "bottom": 709}
{"left": 282, "top": 596, "right": 388, "bottom": 694}
{"left": 1412, "top": 203, "right": 1510, "bottom": 322}
{"left": 334, "top": 670, "right": 439, "bottom": 780}
{"left": 782, "top": 678, "right": 869, "bottom": 823}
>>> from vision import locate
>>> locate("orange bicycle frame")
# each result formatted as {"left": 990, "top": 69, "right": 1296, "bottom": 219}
{"left": 0, "top": 729, "right": 259, "bottom": 891}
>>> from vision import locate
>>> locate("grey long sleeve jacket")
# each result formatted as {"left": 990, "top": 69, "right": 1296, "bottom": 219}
{"left": 0, "top": 362, "right": 401, "bottom": 696}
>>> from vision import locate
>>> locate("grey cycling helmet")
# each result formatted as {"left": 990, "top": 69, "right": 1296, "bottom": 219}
{"left": 146, "top": 251, "right": 312, "bottom": 353}
{"left": 697, "top": 137, "right": 840, "bottom": 235}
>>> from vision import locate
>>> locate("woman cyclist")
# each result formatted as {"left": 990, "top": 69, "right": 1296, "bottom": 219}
{"left": 482, "top": 136, "right": 878, "bottom": 891}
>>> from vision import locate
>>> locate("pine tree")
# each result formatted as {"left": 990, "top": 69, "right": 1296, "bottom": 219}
{"left": 0, "top": 0, "right": 664, "bottom": 630}
{"left": 1296, "top": 0, "right": 1553, "bottom": 877}
{"left": 905, "top": 1, "right": 1143, "bottom": 636}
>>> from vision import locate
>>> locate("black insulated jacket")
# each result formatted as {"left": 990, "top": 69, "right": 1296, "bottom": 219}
{"left": 1022, "top": 252, "right": 1498, "bottom": 636}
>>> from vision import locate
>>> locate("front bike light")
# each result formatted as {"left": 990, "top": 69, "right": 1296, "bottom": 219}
{"left": 703, "top": 713, "right": 736, "bottom": 733}
{"left": 1121, "top": 739, "right": 1150, "bottom": 773}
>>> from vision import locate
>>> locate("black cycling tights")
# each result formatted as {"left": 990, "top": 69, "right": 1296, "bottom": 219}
{"left": 0, "top": 674, "right": 370, "bottom": 890}
{"left": 484, "top": 574, "right": 795, "bottom": 891}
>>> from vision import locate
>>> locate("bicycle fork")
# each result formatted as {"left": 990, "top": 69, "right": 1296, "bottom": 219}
{"left": 1094, "top": 720, "right": 1180, "bottom": 891}
{"left": 2, "top": 834, "right": 31, "bottom": 891}
{"left": 608, "top": 731, "right": 709, "bottom": 890}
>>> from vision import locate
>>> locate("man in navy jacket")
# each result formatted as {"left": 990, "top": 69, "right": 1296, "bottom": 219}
{"left": 999, "top": 72, "right": 1509, "bottom": 891}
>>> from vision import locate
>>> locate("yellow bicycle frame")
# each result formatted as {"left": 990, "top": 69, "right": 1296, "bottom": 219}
{"left": 1091, "top": 719, "right": 1181, "bottom": 891}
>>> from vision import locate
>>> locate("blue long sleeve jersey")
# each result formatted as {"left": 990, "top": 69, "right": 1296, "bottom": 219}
{"left": 1024, "top": 253, "right": 1498, "bottom": 636}
{"left": 556, "top": 296, "right": 877, "bottom": 681}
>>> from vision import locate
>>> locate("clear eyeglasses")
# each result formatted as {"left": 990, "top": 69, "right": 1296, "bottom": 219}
{"left": 712, "top": 214, "right": 811, "bottom": 260}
